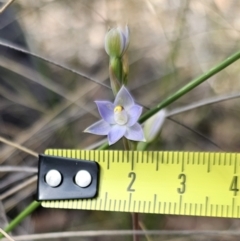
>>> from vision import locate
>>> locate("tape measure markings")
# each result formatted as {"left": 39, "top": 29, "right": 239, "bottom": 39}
{"left": 224, "top": 153, "right": 226, "bottom": 165}
{"left": 205, "top": 196, "right": 208, "bottom": 216}
{"left": 179, "top": 195, "right": 182, "bottom": 214}
{"left": 200, "top": 152, "right": 206, "bottom": 165}
{"left": 234, "top": 153, "right": 237, "bottom": 174}
{"left": 213, "top": 153, "right": 216, "bottom": 165}
{"left": 143, "top": 200, "right": 146, "bottom": 213}
{"left": 195, "top": 152, "right": 198, "bottom": 165}
{"left": 181, "top": 153, "right": 184, "bottom": 172}
{"left": 130, "top": 151, "right": 133, "bottom": 170}
{"left": 207, "top": 153, "right": 210, "bottom": 172}
{"left": 164, "top": 151, "right": 168, "bottom": 165}
{"left": 210, "top": 204, "right": 213, "bottom": 216}
{"left": 222, "top": 153, "right": 226, "bottom": 166}
{"left": 232, "top": 198, "right": 235, "bottom": 217}
{"left": 42, "top": 150, "right": 240, "bottom": 217}
{"left": 104, "top": 192, "right": 107, "bottom": 210}
{"left": 238, "top": 203, "right": 240, "bottom": 217}
{"left": 128, "top": 192, "right": 131, "bottom": 211}
{"left": 189, "top": 202, "right": 192, "bottom": 215}
{"left": 215, "top": 153, "right": 218, "bottom": 165}
{"left": 153, "top": 193, "right": 157, "bottom": 212}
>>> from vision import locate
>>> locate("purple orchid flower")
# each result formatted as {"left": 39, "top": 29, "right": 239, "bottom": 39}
{"left": 84, "top": 86, "right": 145, "bottom": 145}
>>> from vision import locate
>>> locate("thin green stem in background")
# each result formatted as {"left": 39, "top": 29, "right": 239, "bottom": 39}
{"left": 0, "top": 201, "right": 40, "bottom": 239}
{"left": 140, "top": 50, "right": 240, "bottom": 123}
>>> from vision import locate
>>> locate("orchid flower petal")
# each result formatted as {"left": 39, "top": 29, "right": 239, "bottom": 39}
{"left": 108, "top": 125, "right": 126, "bottom": 145}
{"left": 114, "top": 86, "right": 134, "bottom": 109}
{"left": 144, "top": 109, "right": 166, "bottom": 143}
{"left": 127, "top": 104, "right": 142, "bottom": 127}
{"left": 84, "top": 120, "right": 111, "bottom": 135}
{"left": 121, "top": 26, "right": 130, "bottom": 54}
{"left": 95, "top": 101, "right": 115, "bottom": 124}
{"left": 125, "top": 123, "right": 145, "bottom": 142}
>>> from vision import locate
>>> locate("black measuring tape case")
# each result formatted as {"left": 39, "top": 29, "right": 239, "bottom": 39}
{"left": 37, "top": 154, "right": 100, "bottom": 201}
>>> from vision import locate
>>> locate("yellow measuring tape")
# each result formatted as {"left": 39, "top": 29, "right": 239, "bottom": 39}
{"left": 42, "top": 149, "right": 240, "bottom": 218}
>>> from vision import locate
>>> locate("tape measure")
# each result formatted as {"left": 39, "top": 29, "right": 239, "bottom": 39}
{"left": 39, "top": 149, "right": 240, "bottom": 218}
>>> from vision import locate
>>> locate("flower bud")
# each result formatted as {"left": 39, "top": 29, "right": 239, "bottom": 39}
{"left": 105, "top": 26, "right": 129, "bottom": 58}
{"left": 144, "top": 109, "right": 167, "bottom": 143}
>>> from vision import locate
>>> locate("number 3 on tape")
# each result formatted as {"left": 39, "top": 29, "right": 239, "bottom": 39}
{"left": 38, "top": 149, "right": 240, "bottom": 218}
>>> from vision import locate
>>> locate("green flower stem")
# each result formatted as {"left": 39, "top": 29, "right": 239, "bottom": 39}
{"left": 98, "top": 142, "right": 109, "bottom": 150}
{"left": 123, "top": 137, "right": 130, "bottom": 150}
{"left": 139, "top": 50, "right": 240, "bottom": 123}
{"left": 0, "top": 201, "right": 40, "bottom": 239}
{"left": 110, "top": 57, "right": 122, "bottom": 82}
{"left": 137, "top": 142, "right": 149, "bottom": 151}
{"left": 109, "top": 57, "right": 122, "bottom": 95}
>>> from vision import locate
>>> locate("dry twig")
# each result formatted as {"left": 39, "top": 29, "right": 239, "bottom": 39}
{"left": 2, "top": 230, "right": 240, "bottom": 240}
{"left": 0, "top": 228, "right": 15, "bottom": 241}
{"left": 0, "top": 176, "right": 37, "bottom": 200}
{"left": 0, "top": 0, "right": 15, "bottom": 14}
{"left": 0, "top": 136, "right": 38, "bottom": 158}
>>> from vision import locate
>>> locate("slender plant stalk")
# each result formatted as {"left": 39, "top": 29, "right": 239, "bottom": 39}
{"left": 0, "top": 201, "right": 40, "bottom": 239}
{"left": 138, "top": 221, "right": 153, "bottom": 241}
{"left": 122, "top": 137, "right": 130, "bottom": 150}
{"left": 0, "top": 228, "right": 15, "bottom": 241}
{"left": 131, "top": 213, "right": 139, "bottom": 241}
{"left": 0, "top": 0, "right": 15, "bottom": 14}
{"left": 139, "top": 50, "right": 240, "bottom": 123}
{"left": 0, "top": 136, "right": 38, "bottom": 158}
